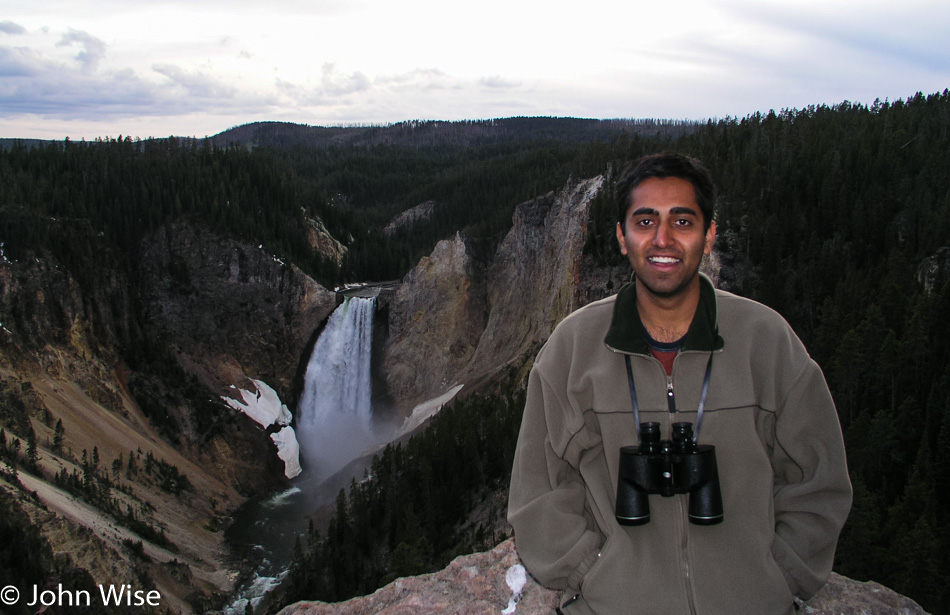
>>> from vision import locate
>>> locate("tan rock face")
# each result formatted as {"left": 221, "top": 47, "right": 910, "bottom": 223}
{"left": 382, "top": 232, "right": 487, "bottom": 411}
{"left": 384, "top": 200, "right": 436, "bottom": 236}
{"left": 464, "top": 176, "right": 604, "bottom": 382}
{"left": 381, "top": 177, "right": 606, "bottom": 412}
{"left": 277, "top": 538, "right": 930, "bottom": 615}
{"left": 305, "top": 214, "right": 347, "bottom": 265}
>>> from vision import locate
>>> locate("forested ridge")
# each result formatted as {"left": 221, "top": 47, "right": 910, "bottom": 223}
{"left": 2, "top": 92, "right": 949, "bottom": 614}
{"left": 0, "top": 129, "right": 634, "bottom": 285}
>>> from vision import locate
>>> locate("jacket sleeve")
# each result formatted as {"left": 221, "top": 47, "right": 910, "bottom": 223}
{"left": 507, "top": 358, "right": 605, "bottom": 592}
{"left": 770, "top": 358, "right": 853, "bottom": 600}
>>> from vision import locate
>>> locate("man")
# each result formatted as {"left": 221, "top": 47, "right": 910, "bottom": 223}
{"left": 507, "top": 153, "right": 852, "bottom": 614}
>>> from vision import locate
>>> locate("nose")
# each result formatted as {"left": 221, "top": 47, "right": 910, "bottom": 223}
{"left": 652, "top": 223, "right": 672, "bottom": 248}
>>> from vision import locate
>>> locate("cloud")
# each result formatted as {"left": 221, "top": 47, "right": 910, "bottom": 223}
{"left": 56, "top": 29, "right": 107, "bottom": 71}
{"left": 0, "top": 29, "right": 159, "bottom": 118}
{"left": 376, "top": 68, "right": 451, "bottom": 91}
{"left": 152, "top": 63, "right": 239, "bottom": 99}
{"left": 319, "top": 63, "right": 371, "bottom": 96}
{"left": 275, "top": 63, "right": 372, "bottom": 106}
{"left": 479, "top": 75, "right": 521, "bottom": 89}
{"left": 0, "top": 21, "right": 26, "bottom": 35}
{"left": 0, "top": 46, "right": 44, "bottom": 78}
{"left": 0, "top": 49, "right": 274, "bottom": 123}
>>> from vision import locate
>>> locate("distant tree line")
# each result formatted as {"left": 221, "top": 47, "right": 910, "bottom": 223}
{"left": 209, "top": 116, "right": 696, "bottom": 151}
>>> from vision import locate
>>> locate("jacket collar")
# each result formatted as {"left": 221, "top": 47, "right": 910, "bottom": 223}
{"left": 604, "top": 273, "right": 724, "bottom": 354}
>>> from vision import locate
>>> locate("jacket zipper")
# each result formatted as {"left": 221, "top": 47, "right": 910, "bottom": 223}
{"left": 666, "top": 374, "right": 676, "bottom": 413}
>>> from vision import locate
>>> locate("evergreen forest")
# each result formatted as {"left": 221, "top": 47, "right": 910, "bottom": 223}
{"left": 1, "top": 91, "right": 950, "bottom": 614}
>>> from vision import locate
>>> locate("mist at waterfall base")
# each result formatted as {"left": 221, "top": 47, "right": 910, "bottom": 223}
{"left": 224, "top": 296, "right": 399, "bottom": 614}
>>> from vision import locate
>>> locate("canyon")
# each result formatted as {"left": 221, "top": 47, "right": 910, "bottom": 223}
{"left": 0, "top": 170, "right": 927, "bottom": 614}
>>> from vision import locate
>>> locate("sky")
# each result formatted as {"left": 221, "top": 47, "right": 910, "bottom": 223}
{"left": 1, "top": 0, "right": 948, "bottom": 140}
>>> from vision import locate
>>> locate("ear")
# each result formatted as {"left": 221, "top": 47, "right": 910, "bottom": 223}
{"left": 704, "top": 221, "right": 717, "bottom": 255}
{"left": 616, "top": 222, "right": 628, "bottom": 255}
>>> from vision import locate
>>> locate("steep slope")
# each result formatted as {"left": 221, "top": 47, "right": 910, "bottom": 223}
{"left": 462, "top": 175, "right": 607, "bottom": 381}
{"left": 137, "top": 221, "right": 337, "bottom": 406}
{"left": 0, "top": 244, "right": 243, "bottom": 612}
{"left": 382, "top": 233, "right": 487, "bottom": 409}
{"left": 0, "top": 212, "right": 340, "bottom": 613}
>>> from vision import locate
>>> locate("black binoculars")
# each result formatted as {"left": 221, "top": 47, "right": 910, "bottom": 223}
{"left": 615, "top": 421, "right": 723, "bottom": 526}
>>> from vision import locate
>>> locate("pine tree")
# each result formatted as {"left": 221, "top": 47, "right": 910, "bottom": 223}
{"left": 52, "top": 419, "right": 65, "bottom": 453}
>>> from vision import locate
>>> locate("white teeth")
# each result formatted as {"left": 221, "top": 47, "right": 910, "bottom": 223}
{"left": 649, "top": 256, "right": 679, "bottom": 263}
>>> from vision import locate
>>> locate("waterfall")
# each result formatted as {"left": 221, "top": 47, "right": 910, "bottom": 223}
{"left": 296, "top": 296, "right": 378, "bottom": 482}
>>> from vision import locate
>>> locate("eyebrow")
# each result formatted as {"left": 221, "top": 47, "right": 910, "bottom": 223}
{"left": 630, "top": 206, "right": 699, "bottom": 217}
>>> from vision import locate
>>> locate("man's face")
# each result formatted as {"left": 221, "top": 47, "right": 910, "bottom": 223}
{"left": 615, "top": 176, "right": 716, "bottom": 300}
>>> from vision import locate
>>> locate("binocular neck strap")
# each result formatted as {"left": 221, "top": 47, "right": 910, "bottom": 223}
{"left": 624, "top": 354, "right": 643, "bottom": 436}
{"left": 624, "top": 352, "right": 714, "bottom": 443}
{"left": 693, "top": 353, "right": 714, "bottom": 442}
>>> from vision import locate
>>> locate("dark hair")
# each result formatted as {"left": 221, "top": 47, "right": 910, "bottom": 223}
{"left": 615, "top": 153, "right": 716, "bottom": 231}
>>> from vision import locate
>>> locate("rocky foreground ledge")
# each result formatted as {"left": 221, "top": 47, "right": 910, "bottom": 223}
{"left": 278, "top": 539, "right": 929, "bottom": 615}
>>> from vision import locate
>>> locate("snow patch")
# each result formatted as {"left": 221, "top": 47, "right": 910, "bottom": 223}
{"left": 223, "top": 380, "right": 301, "bottom": 479}
{"left": 394, "top": 384, "right": 464, "bottom": 439}
{"left": 270, "top": 426, "right": 301, "bottom": 479}
{"left": 223, "top": 379, "right": 291, "bottom": 428}
{"left": 501, "top": 563, "right": 527, "bottom": 614}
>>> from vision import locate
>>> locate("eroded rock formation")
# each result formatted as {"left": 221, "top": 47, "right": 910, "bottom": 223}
{"left": 382, "top": 232, "right": 486, "bottom": 408}
{"left": 382, "top": 176, "right": 612, "bottom": 412}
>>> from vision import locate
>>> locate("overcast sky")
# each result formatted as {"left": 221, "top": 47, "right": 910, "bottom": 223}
{"left": 1, "top": 0, "right": 948, "bottom": 140}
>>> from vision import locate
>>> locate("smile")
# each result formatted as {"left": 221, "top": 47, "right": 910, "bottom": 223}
{"left": 648, "top": 256, "right": 680, "bottom": 264}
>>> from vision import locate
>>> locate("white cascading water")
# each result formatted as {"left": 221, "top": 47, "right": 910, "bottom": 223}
{"left": 296, "top": 296, "right": 378, "bottom": 483}
{"left": 223, "top": 296, "right": 381, "bottom": 615}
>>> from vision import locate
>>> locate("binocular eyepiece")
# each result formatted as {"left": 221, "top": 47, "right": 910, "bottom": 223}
{"left": 615, "top": 422, "right": 723, "bottom": 526}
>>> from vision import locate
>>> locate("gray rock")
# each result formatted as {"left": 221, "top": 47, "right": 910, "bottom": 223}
{"left": 278, "top": 539, "right": 930, "bottom": 615}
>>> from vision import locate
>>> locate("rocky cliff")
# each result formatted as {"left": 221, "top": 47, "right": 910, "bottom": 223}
{"left": 461, "top": 176, "right": 606, "bottom": 384}
{"left": 137, "top": 221, "right": 337, "bottom": 404}
{"left": 277, "top": 539, "right": 931, "bottom": 615}
{"left": 382, "top": 232, "right": 487, "bottom": 408}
